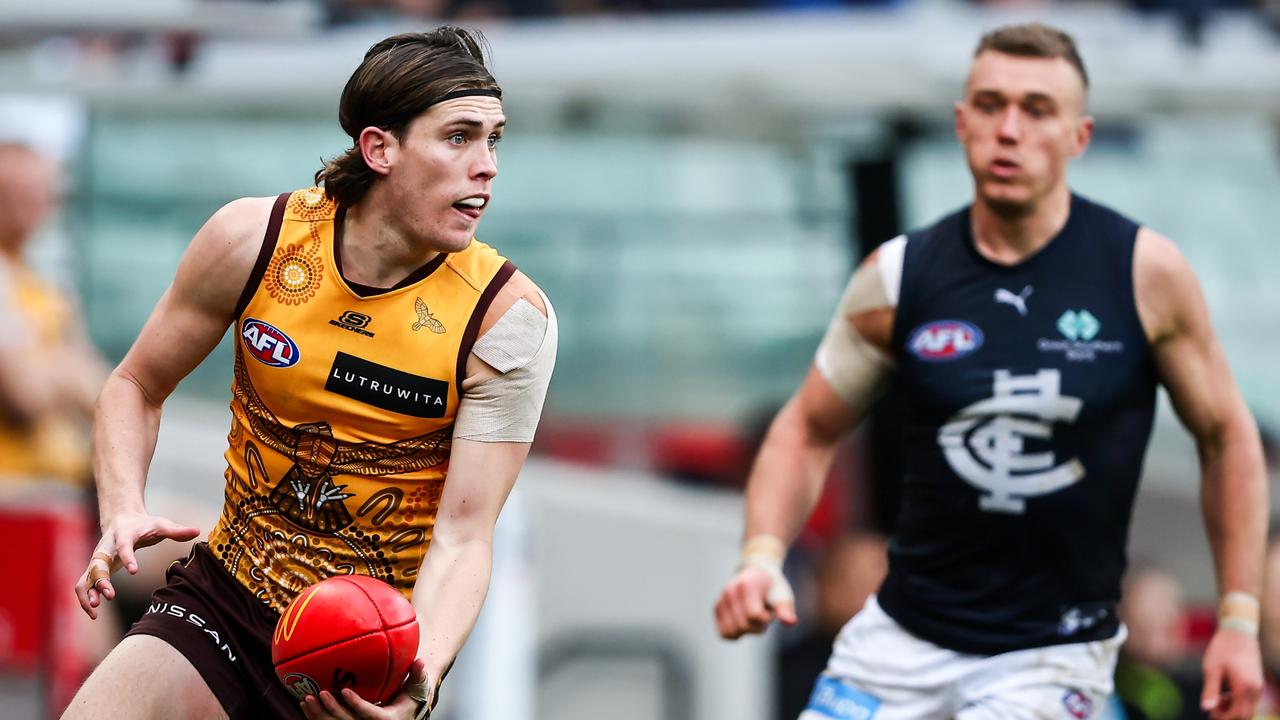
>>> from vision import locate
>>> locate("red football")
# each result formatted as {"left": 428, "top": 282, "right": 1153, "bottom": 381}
{"left": 272, "top": 574, "right": 419, "bottom": 705}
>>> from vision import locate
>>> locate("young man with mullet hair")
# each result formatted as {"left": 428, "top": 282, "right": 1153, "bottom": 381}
{"left": 63, "top": 27, "right": 557, "bottom": 720}
{"left": 715, "top": 23, "right": 1267, "bottom": 720}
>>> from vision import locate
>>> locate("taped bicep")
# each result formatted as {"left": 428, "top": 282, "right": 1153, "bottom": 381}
{"left": 814, "top": 235, "right": 904, "bottom": 407}
{"left": 454, "top": 291, "right": 558, "bottom": 443}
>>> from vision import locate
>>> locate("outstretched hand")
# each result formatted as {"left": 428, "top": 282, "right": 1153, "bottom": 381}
{"left": 75, "top": 511, "right": 201, "bottom": 619}
{"left": 1200, "top": 628, "right": 1264, "bottom": 720}
{"left": 301, "top": 658, "right": 430, "bottom": 720}
{"left": 714, "top": 564, "right": 798, "bottom": 640}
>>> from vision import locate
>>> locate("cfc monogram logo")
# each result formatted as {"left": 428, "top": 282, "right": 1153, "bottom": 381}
{"left": 937, "top": 369, "right": 1085, "bottom": 514}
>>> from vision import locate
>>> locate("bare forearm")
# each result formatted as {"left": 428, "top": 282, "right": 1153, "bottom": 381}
{"left": 1200, "top": 413, "right": 1268, "bottom": 598}
{"left": 411, "top": 537, "right": 494, "bottom": 685}
{"left": 92, "top": 370, "right": 164, "bottom": 522}
{"left": 744, "top": 399, "right": 841, "bottom": 544}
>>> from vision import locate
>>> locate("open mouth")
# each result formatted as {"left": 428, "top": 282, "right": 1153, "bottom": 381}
{"left": 452, "top": 195, "right": 487, "bottom": 220}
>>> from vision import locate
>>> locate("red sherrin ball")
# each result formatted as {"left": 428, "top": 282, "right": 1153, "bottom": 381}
{"left": 272, "top": 574, "right": 419, "bottom": 705}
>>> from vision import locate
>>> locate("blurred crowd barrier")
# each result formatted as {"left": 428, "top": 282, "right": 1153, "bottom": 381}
{"left": 1, "top": 5, "right": 1279, "bottom": 718}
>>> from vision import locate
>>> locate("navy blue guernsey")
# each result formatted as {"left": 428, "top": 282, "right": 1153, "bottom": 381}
{"left": 875, "top": 194, "right": 1158, "bottom": 655}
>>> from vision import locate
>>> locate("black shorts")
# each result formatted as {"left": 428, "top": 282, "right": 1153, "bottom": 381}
{"left": 125, "top": 542, "right": 302, "bottom": 719}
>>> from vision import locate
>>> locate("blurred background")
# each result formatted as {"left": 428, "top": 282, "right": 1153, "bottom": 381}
{"left": 1, "top": 0, "right": 1279, "bottom": 718}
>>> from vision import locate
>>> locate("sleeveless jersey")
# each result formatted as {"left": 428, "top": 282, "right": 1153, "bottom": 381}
{"left": 207, "top": 188, "right": 515, "bottom": 612}
{"left": 0, "top": 262, "right": 90, "bottom": 484}
{"left": 875, "top": 194, "right": 1158, "bottom": 654}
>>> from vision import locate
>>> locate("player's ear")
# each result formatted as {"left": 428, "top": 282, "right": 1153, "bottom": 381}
{"left": 954, "top": 100, "right": 967, "bottom": 141}
{"left": 358, "top": 127, "right": 398, "bottom": 177}
{"left": 1071, "top": 114, "right": 1094, "bottom": 158}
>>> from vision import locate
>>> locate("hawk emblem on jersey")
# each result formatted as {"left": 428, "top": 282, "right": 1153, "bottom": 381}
{"left": 232, "top": 351, "right": 451, "bottom": 534}
{"left": 411, "top": 297, "right": 446, "bottom": 334}
{"left": 937, "top": 369, "right": 1085, "bottom": 514}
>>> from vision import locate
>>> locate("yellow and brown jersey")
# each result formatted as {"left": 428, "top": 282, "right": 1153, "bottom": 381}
{"left": 0, "top": 262, "right": 89, "bottom": 483}
{"left": 207, "top": 188, "right": 515, "bottom": 612}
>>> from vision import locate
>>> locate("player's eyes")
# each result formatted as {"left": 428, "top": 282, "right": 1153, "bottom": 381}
{"left": 448, "top": 133, "right": 466, "bottom": 145}
{"left": 487, "top": 134, "right": 501, "bottom": 149}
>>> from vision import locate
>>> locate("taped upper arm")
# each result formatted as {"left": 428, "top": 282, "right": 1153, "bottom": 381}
{"left": 814, "top": 236, "right": 903, "bottom": 408}
{"left": 456, "top": 271, "right": 557, "bottom": 443}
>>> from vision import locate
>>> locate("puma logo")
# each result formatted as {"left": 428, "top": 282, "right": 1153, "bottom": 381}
{"left": 994, "top": 286, "right": 1032, "bottom": 317}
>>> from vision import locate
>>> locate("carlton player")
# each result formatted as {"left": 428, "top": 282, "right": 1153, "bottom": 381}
{"left": 715, "top": 23, "right": 1267, "bottom": 720}
{"left": 65, "top": 28, "right": 556, "bottom": 720}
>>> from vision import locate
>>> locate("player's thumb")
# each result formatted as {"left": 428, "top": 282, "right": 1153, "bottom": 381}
{"left": 765, "top": 573, "right": 798, "bottom": 626}
{"left": 157, "top": 518, "right": 201, "bottom": 541}
{"left": 1201, "top": 664, "right": 1222, "bottom": 712}
{"left": 774, "top": 600, "right": 799, "bottom": 626}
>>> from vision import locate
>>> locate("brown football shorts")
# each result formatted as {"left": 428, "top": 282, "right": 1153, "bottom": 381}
{"left": 125, "top": 542, "right": 303, "bottom": 719}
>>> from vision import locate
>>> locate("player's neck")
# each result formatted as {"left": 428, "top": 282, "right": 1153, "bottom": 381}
{"left": 970, "top": 187, "right": 1071, "bottom": 265}
{"left": 340, "top": 196, "right": 441, "bottom": 289}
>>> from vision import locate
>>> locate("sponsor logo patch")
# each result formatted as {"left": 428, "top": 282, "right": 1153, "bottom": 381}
{"left": 143, "top": 601, "right": 237, "bottom": 663}
{"left": 803, "top": 675, "right": 880, "bottom": 719}
{"left": 1038, "top": 308, "right": 1123, "bottom": 362}
{"left": 330, "top": 310, "right": 375, "bottom": 337}
{"left": 241, "top": 318, "right": 300, "bottom": 368}
{"left": 907, "top": 320, "right": 983, "bottom": 361}
{"left": 1062, "top": 688, "right": 1093, "bottom": 719}
{"left": 325, "top": 352, "right": 448, "bottom": 418}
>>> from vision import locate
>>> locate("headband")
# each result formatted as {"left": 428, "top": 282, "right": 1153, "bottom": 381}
{"left": 431, "top": 88, "right": 502, "bottom": 105}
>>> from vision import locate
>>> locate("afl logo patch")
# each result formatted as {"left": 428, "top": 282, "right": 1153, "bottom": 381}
{"left": 241, "top": 318, "right": 301, "bottom": 368}
{"left": 908, "top": 320, "right": 983, "bottom": 361}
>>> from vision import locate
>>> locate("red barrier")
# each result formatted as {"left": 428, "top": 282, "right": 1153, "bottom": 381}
{"left": 0, "top": 493, "right": 96, "bottom": 719}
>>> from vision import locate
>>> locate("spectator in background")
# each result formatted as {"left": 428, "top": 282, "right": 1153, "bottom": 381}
{"left": 777, "top": 531, "right": 887, "bottom": 720}
{"left": 1112, "top": 565, "right": 1203, "bottom": 720}
{"left": 0, "top": 142, "right": 108, "bottom": 489}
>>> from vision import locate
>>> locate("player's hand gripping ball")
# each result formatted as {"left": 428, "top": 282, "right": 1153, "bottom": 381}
{"left": 272, "top": 574, "right": 419, "bottom": 705}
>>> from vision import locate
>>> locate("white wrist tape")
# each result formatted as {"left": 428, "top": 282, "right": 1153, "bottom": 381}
{"left": 738, "top": 535, "right": 794, "bottom": 607}
{"left": 1219, "top": 591, "right": 1260, "bottom": 636}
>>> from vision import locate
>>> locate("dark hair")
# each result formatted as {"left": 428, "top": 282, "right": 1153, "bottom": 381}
{"left": 975, "top": 23, "right": 1088, "bottom": 89}
{"left": 315, "top": 27, "right": 502, "bottom": 206}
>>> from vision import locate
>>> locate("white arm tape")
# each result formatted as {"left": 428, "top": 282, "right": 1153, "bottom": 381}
{"left": 454, "top": 292, "right": 558, "bottom": 443}
{"left": 738, "top": 536, "right": 795, "bottom": 608}
{"left": 813, "top": 236, "right": 905, "bottom": 405}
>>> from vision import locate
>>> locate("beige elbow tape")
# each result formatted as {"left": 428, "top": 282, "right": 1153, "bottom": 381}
{"left": 1218, "top": 591, "right": 1260, "bottom": 636}
{"left": 739, "top": 535, "right": 794, "bottom": 607}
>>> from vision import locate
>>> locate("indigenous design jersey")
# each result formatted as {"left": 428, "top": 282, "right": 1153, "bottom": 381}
{"left": 207, "top": 188, "right": 514, "bottom": 612}
{"left": 0, "top": 263, "right": 89, "bottom": 483}
{"left": 875, "top": 194, "right": 1157, "bottom": 654}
